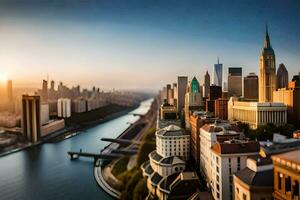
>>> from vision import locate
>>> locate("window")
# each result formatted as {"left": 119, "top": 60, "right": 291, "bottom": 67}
{"left": 278, "top": 173, "right": 282, "bottom": 190}
{"left": 286, "top": 176, "right": 291, "bottom": 192}
{"left": 243, "top": 193, "right": 246, "bottom": 200}
{"left": 237, "top": 157, "right": 241, "bottom": 171}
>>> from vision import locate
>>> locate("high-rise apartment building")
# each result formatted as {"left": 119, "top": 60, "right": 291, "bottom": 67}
{"left": 177, "top": 76, "right": 188, "bottom": 115}
{"left": 259, "top": 26, "right": 276, "bottom": 102}
{"left": 227, "top": 67, "right": 242, "bottom": 97}
{"left": 22, "top": 95, "right": 41, "bottom": 143}
{"left": 214, "top": 58, "right": 223, "bottom": 87}
{"left": 276, "top": 63, "right": 289, "bottom": 89}
{"left": 204, "top": 71, "right": 211, "bottom": 98}
{"left": 244, "top": 73, "right": 258, "bottom": 100}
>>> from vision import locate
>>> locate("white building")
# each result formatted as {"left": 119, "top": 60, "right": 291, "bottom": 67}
{"left": 199, "top": 122, "right": 242, "bottom": 185}
{"left": 57, "top": 98, "right": 71, "bottom": 118}
{"left": 211, "top": 140, "right": 260, "bottom": 200}
{"left": 228, "top": 97, "right": 287, "bottom": 129}
{"left": 156, "top": 125, "right": 190, "bottom": 160}
{"left": 40, "top": 103, "right": 49, "bottom": 125}
{"left": 141, "top": 125, "right": 191, "bottom": 199}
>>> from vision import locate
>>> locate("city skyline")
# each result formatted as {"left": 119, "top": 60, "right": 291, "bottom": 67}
{"left": 0, "top": 1, "right": 300, "bottom": 90}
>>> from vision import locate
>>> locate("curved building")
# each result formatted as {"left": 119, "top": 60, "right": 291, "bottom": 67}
{"left": 259, "top": 25, "right": 276, "bottom": 102}
{"left": 276, "top": 63, "right": 289, "bottom": 89}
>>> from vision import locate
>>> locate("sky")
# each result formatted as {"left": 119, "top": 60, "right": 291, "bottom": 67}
{"left": 0, "top": 0, "right": 299, "bottom": 91}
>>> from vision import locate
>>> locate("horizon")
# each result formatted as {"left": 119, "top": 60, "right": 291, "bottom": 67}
{"left": 0, "top": 0, "right": 299, "bottom": 91}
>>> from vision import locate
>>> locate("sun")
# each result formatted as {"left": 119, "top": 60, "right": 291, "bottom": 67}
{"left": 0, "top": 73, "right": 8, "bottom": 83}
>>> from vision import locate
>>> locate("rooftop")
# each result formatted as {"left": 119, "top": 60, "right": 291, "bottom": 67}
{"left": 272, "top": 149, "right": 300, "bottom": 166}
{"left": 156, "top": 125, "right": 189, "bottom": 137}
{"left": 212, "top": 140, "right": 260, "bottom": 155}
{"left": 235, "top": 167, "right": 273, "bottom": 187}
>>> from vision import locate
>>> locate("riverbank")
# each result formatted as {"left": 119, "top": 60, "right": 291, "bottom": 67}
{"left": 0, "top": 104, "right": 139, "bottom": 158}
{"left": 94, "top": 97, "right": 158, "bottom": 199}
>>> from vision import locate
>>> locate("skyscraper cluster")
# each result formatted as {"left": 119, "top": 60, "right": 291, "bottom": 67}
{"left": 154, "top": 25, "right": 300, "bottom": 200}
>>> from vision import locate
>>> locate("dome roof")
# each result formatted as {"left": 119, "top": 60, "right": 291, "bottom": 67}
{"left": 156, "top": 125, "right": 189, "bottom": 137}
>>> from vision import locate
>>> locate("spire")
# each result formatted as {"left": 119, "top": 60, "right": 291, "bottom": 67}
{"left": 264, "top": 24, "right": 271, "bottom": 48}
{"left": 217, "top": 56, "right": 219, "bottom": 64}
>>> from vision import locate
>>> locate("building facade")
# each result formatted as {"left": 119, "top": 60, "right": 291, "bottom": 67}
{"left": 228, "top": 97, "right": 287, "bottom": 129}
{"left": 211, "top": 140, "right": 260, "bottom": 200}
{"left": 199, "top": 122, "right": 241, "bottom": 184}
{"left": 276, "top": 63, "right": 289, "bottom": 89}
{"left": 57, "top": 98, "right": 71, "bottom": 118}
{"left": 259, "top": 26, "right": 276, "bottom": 103}
{"left": 273, "top": 74, "right": 300, "bottom": 126}
{"left": 228, "top": 67, "right": 242, "bottom": 97}
{"left": 272, "top": 150, "right": 300, "bottom": 200}
{"left": 22, "top": 94, "right": 41, "bottom": 143}
{"left": 177, "top": 76, "right": 188, "bottom": 116}
{"left": 244, "top": 73, "right": 258, "bottom": 100}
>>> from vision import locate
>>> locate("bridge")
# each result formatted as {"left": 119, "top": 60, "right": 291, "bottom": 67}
{"left": 67, "top": 151, "right": 122, "bottom": 166}
{"left": 101, "top": 138, "right": 142, "bottom": 145}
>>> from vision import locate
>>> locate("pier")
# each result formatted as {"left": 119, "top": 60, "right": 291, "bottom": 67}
{"left": 67, "top": 151, "right": 122, "bottom": 166}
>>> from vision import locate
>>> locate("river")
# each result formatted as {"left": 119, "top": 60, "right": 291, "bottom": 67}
{"left": 0, "top": 98, "right": 153, "bottom": 200}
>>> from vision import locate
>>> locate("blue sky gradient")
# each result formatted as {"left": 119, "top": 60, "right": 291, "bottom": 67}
{"left": 0, "top": 0, "right": 299, "bottom": 91}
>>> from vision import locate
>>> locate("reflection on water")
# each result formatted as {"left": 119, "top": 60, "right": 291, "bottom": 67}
{"left": 0, "top": 98, "right": 153, "bottom": 200}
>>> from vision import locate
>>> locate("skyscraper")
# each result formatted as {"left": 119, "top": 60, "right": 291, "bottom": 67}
{"left": 22, "top": 95, "right": 41, "bottom": 143}
{"left": 177, "top": 76, "right": 188, "bottom": 115}
{"left": 227, "top": 67, "right": 242, "bottom": 97}
{"left": 42, "top": 80, "right": 48, "bottom": 102}
{"left": 259, "top": 25, "right": 276, "bottom": 102}
{"left": 204, "top": 70, "right": 210, "bottom": 98}
{"left": 213, "top": 58, "right": 223, "bottom": 87}
{"left": 244, "top": 73, "right": 258, "bottom": 100}
{"left": 184, "top": 77, "right": 203, "bottom": 128}
{"left": 276, "top": 63, "right": 289, "bottom": 89}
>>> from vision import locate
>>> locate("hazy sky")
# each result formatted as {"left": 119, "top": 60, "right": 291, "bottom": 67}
{"left": 0, "top": 0, "right": 299, "bottom": 91}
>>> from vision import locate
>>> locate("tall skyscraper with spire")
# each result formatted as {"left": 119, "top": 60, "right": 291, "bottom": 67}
{"left": 259, "top": 25, "right": 276, "bottom": 102}
{"left": 213, "top": 57, "right": 223, "bottom": 87}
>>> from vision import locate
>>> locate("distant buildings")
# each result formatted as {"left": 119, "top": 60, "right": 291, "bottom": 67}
{"left": 160, "top": 100, "right": 177, "bottom": 120}
{"left": 259, "top": 26, "right": 276, "bottom": 102}
{"left": 276, "top": 63, "right": 289, "bottom": 89}
{"left": 227, "top": 67, "right": 242, "bottom": 97}
{"left": 57, "top": 98, "right": 71, "bottom": 118}
{"left": 215, "top": 92, "right": 228, "bottom": 120}
{"left": 244, "top": 73, "right": 258, "bottom": 100}
{"left": 22, "top": 94, "right": 41, "bottom": 143}
{"left": 206, "top": 85, "right": 222, "bottom": 113}
{"left": 211, "top": 140, "right": 260, "bottom": 200}
{"left": 273, "top": 74, "right": 300, "bottom": 126}
{"left": 184, "top": 77, "right": 203, "bottom": 129}
{"left": 272, "top": 149, "right": 300, "bottom": 200}
{"left": 228, "top": 97, "right": 287, "bottom": 129}
{"left": 214, "top": 58, "right": 223, "bottom": 87}
{"left": 204, "top": 71, "right": 211, "bottom": 98}
{"left": 177, "top": 76, "right": 188, "bottom": 115}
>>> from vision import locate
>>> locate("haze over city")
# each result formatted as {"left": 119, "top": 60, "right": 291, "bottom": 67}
{"left": 0, "top": 0, "right": 299, "bottom": 91}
